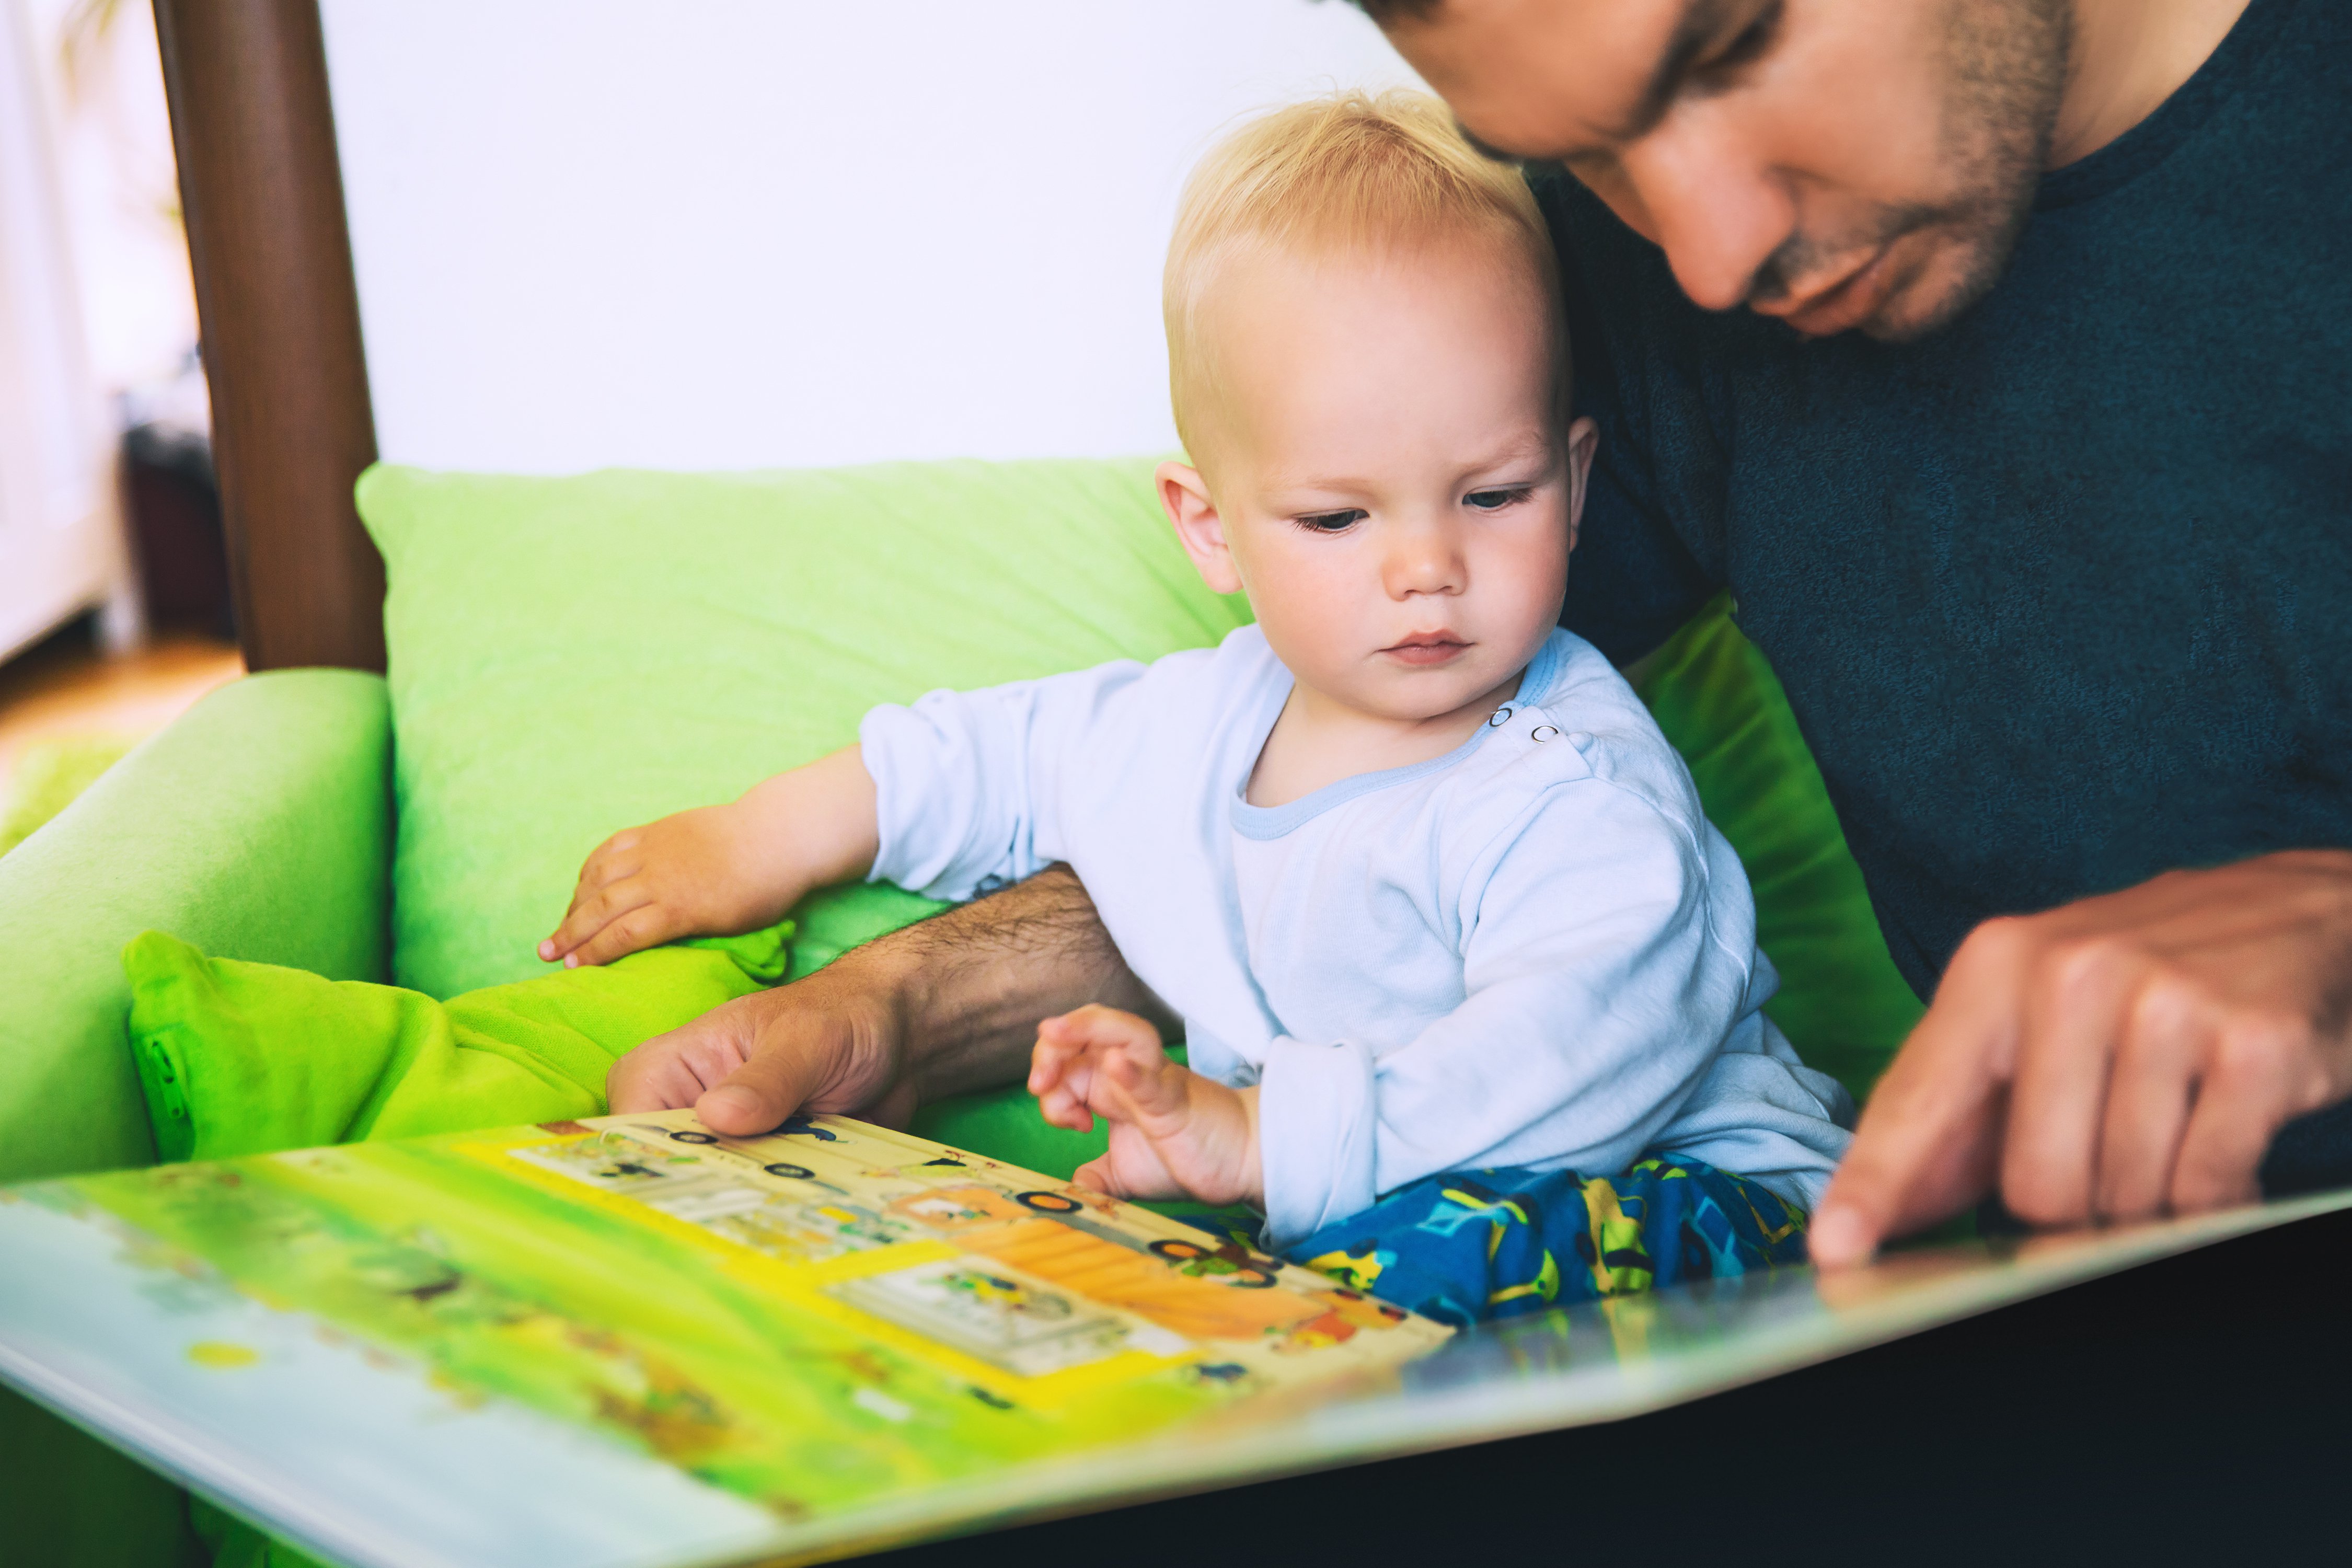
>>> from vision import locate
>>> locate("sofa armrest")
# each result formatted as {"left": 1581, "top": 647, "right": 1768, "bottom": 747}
{"left": 0, "top": 668, "right": 391, "bottom": 1187}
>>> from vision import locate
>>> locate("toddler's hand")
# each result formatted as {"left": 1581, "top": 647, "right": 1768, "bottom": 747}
{"left": 541, "top": 803, "right": 794, "bottom": 968}
{"left": 1029, "top": 1005, "right": 1262, "bottom": 1207}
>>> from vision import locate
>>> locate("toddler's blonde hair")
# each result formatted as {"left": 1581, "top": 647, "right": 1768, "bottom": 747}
{"left": 1164, "top": 88, "right": 1564, "bottom": 459}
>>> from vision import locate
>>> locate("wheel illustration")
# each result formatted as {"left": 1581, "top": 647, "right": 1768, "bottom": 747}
{"left": 1148, "top": 1239, "right": 1210, "bottom": 1263}
{"left": 668, "top": 1129, "right": 717, "bottom": 1145}
{"left": 763, "top": 1162, "right": 814, "bottom": 1180}
{"left": 1014, "top": 1190, "right": 1081, "bottom": 1214}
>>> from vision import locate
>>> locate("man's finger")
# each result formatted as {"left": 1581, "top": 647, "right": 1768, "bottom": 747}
{"left": 607, "top": 1029, "right": 728, "bottom": 1113}
{"left": 2000, "top": 937, "right": 2135, "bottom": 1226}
{"left": 2169, "top": 1016, "right": 2317, "bottom": 1212}
{"left": 2092, "top": 977, "right": 2201, "bottom": 1220}
{"left": 1811, "top": 926, "right": 2024, "bottom": 1266}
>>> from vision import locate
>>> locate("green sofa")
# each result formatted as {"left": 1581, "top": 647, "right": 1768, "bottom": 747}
{"left": 0, "top": 670, "right": 390, "bottom": 1567}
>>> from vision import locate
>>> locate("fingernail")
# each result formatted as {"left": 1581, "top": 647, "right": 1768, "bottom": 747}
{"left": 563, "top": 953, "right": 579, "bottom": 969}
{"left": 539, "top": 940, "right": 555, "bottom": 960}
{"left": 1808, "top": 1205, "right": 1872, "bottom": 1267}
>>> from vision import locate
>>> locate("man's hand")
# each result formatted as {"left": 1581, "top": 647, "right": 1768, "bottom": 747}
{"left": 543, "top": 802, "right": 792, "bottom": 969}
{"left": 1811, "top": 850, "right": 2352, "bottom": 1266}
{"left": 608, "top": 954, "right": 917, "bottom": 1133}
{"left": 605, "top": 862, "right": 1165, "bottom": 1137}
{"left": 1030, "top": 1005, "right": 1263, "bottom": 1206}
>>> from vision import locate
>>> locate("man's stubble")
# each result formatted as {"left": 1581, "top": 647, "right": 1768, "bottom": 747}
{"left": 1753, "top": 0, "right": 2073, "bottom": 342}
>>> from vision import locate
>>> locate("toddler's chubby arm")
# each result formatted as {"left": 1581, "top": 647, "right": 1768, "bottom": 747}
{"left": 1031, "top": 1006, "right": 1262, "bottom": 1207}
{"left": 541, "top": 747, "right": 879, "bottom": 968}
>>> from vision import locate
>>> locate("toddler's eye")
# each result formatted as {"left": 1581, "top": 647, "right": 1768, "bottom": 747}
{"left": 1465, "top": 487, "right": 1531, "bottom": 512}
{"left": 1295, "top": 509, "right": 1367, "bottom": 533}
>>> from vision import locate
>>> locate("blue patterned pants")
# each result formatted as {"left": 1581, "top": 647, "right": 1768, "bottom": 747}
{"left": 1281, "top": 1157, "right": 1811, "bottom": 1328}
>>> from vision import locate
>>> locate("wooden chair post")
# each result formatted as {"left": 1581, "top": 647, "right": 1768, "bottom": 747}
{"left": 153, "top": 0, "right": 384, "bottom": 672}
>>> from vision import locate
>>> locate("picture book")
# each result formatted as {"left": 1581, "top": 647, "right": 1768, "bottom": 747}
{"left": 3, "top": 1109, "right": 2348, "bottom": 1568}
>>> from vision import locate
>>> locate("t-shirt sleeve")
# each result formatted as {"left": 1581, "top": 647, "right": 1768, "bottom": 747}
{"left": 857, "top": 660, "right": 1146, "bottom": 903}
{"left": 1535, "top": 166, "right": 1725, "bottom": 664}
{"left": 1253, "top": 776, "right": 1760, "bottom": 1251}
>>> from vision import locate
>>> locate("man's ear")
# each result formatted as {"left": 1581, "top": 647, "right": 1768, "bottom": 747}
{"left": 1561, "top": 416, "right": 1599, "bottom": 556}
{"left": 1157, "top": 460, "right": 1244, "bottom": 596}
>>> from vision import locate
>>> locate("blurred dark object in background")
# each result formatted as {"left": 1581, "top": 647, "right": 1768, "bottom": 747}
{"left": 118, "top": 353, "right": 233, "bottom": 641}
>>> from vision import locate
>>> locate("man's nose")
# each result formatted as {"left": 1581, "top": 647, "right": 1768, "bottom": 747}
{"left": 1618, "top": 112, "right": 1793, "bottom": 314}
{"left": 1383, "top": 522, "right": 1466, "bottom": 599}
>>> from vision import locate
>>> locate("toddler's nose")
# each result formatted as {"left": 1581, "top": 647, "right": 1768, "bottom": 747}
{"left": 1382, "top": 526, "right": 1466, "bottom": 598}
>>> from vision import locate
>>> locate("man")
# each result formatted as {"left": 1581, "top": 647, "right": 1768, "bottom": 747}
{"left": 614, "top": 0, "right": 2352, "bottom": 1265}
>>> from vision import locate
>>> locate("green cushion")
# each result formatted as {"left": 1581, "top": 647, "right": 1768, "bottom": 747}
{"left": 124, "top": 923, "right": 789, "bottom": 1163}
{"left": 356, "top": 459, "right": 1252, "bottom": 1002}
{"left": 1634, "top": 596, "right": 1923, "bottom": 1100}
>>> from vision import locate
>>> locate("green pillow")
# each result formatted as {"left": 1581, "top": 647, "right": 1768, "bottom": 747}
{"left": 356, "top": 459, "right": 1252, "bottom": 1002}
{"left": 1634, "top": 596, "right": 1924, "bottom": 1100}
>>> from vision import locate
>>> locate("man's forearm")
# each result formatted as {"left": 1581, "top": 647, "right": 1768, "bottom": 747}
{"left": 840, "top": 863, "right": 1166, "bottom": 1103}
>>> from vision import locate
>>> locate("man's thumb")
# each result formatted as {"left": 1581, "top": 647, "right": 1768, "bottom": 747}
{"left": 696, "top": 1028, "right": 824, "bottom": 1136}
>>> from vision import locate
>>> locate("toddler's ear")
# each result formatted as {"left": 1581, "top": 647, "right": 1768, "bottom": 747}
{"left": 1562, "top": 417, "right": 1599, "bottom": 555}
{"left": 1157, "top": 460, "right": 1244, "bottom": 596}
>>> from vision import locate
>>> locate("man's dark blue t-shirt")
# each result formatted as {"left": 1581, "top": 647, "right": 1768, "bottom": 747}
{"left": 1547, "top": 0, "right": 2350, "bottom": 1003}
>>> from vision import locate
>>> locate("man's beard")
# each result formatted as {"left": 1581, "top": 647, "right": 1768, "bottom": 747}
{"left": 1750, "top": 0, "right": 2073, "bottom": 343}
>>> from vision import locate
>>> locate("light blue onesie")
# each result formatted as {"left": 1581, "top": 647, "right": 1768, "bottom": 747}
{"left": 860, "top": 625, "right": 1851, "bottom": 1250}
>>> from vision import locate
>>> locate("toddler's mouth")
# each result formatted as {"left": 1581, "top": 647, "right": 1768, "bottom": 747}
{"left": 1380, "top": 633, "right": 1471, "bottom": 667}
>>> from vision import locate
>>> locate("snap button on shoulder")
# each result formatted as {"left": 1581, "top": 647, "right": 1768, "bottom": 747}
{"left": 1487, "top": 706, "right": 1514, "bottom": 727}
{"left": 1530, "top": 724, "right": 1560, "bottom": 742}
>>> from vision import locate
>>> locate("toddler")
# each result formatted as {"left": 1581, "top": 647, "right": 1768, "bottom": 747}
{"left": 549, "top": 93, "right": 1851, "bottom": 1322}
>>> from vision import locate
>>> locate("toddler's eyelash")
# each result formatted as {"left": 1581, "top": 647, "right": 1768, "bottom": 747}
{"left": 1294, "top": 509, "right": 1367, "bottom": 533}
{"left": 1289, "top": 490, "right": 1533, "bottom": 530}
{"left": 1465, "top": 487, "right": 1534, "bottom": 511}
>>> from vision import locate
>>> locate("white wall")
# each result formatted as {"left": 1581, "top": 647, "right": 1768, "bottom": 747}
{"left": 23, "top": 0, "right": 198, "bottom": 395}
{"left": 319, "top": 1, "right": 1422, "bottom": 474}
{"left": 0, "top": 0, "right": 131, "bottom": 661}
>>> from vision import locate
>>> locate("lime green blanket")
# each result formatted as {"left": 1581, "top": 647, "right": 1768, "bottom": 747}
{"left": 124, "top": 926, "right": 790, "bottom": 1163}
{"left": 124, "top": 919, "right": 1115, "bottom": 1183}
